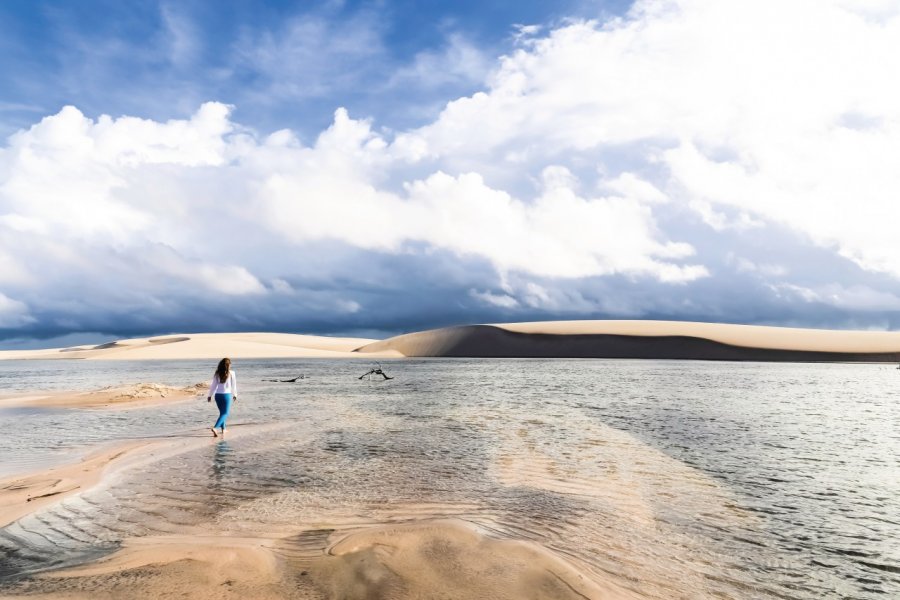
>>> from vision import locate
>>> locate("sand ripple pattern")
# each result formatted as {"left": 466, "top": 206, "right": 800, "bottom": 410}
{"left": 0, "top": 359, "right": 898, "bottom": 598}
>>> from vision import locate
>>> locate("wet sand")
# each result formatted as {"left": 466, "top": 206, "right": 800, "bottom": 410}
{"left": 4, "top": 520, "right": 638, "bottom": 600}
{"left": 2, "top": 443, "right": 639, "bottom": 600}
{"left": 311, "top": 519, "right": 638, "bottom": 600}
{"left": 0, "top": 418, "right": 292, "bottom": 529}
{"left": 0, "top": 399, "right": 740, "bottom": 599}
{"left": 0, "top": 379, "right": 643, "bottom": 599}
{"left": 0, "top": 441, "right": 150, "bottom": 529}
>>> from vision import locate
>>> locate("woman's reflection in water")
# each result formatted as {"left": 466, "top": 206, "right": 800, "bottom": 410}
{"left": 211, "top": 440, "right": 232, "bottom": 499}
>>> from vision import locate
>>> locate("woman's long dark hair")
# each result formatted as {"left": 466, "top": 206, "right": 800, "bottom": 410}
{"left": 216, "top": 358, "right": 231, "bottom": 383}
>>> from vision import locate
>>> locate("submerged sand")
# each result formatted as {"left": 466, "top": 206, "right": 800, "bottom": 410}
{"left": 0, "top": 415, "right": 292, "bottom": 529}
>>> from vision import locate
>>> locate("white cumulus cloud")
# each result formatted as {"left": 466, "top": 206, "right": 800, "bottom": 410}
{"left": 396, "top": 0, "right": 900, "bottom": 278}
{"left": 3, "top": 0, "right": 900, "bottom": 336}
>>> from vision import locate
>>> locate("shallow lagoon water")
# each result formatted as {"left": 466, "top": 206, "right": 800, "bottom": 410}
{"left": 0, "top": 359, "right": 898, "bottom": 598}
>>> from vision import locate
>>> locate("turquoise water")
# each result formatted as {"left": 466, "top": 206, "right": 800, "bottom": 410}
{"left": 0, "top": 359, "right": 898, "bottom": 598}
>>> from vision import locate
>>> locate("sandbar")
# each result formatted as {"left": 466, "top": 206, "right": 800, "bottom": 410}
{"left": 0, "top": 440, "right": 151, "bottom": 529}
{"left": 0, "top": 383, "right": 207, "bottom": 411}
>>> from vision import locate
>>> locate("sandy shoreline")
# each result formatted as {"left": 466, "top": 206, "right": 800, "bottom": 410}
{"left": 0, "top": 381, "right": 286, "bottom": 526}
{"left": 0, "top": 440, "right": 149, "bottom": 529}
{"left": 0, "top": 418, "right": 295, "bottom": 529}
{"left": 0, "top": 383, "right": 207, "bottom": 411}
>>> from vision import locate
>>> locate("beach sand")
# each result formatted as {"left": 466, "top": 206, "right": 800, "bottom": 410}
{"left": 3, "top": 520, "right": 637, "bottom": 600}
{"left": 0, "top": 383, "right": 207, "bottom": 411}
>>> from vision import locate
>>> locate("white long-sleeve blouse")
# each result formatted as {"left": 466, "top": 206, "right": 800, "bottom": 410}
{"left": 208, "top": 371, "right": 237, "bottom": 397}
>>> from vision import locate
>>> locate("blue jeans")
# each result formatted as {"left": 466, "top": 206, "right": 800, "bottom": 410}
{"left": 213, "top": 393, "right": 232, "bottom": 429}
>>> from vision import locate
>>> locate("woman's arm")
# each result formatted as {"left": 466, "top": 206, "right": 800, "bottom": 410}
{"left": 207, "top": 375, "right": 216, "bottom": 402}
{"left": 232, "top": 371, "right": 238, "bottom": 400}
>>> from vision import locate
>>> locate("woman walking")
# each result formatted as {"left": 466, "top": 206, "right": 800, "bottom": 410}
{"left": 207, "top": 357, "right": 237, "bottom": 437}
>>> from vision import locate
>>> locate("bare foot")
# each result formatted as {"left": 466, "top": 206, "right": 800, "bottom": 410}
{"left": 220, "top": 427, "right": 226, "bottom": 436}
{"left": 210, "top": 427, "right": 218, "bottom": 437}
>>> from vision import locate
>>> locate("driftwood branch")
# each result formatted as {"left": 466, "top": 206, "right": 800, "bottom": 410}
{"left": 358, "top": 368, "right": 393, "bottom": 380}
{"left": 28, "top": 486, "right": 80, "bottom": 502}
{"left": 264, "top": 374, "right": 306, "bottom": 382}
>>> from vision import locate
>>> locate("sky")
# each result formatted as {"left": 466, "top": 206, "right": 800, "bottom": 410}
{"left": 2, "top": 0, "right": 900, "bottom": 348}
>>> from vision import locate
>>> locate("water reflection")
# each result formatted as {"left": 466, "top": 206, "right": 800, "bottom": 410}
{"left": 211, "top": 440, "right": 232, "bottom": 483}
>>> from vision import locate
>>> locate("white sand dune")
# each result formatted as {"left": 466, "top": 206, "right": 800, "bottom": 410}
{"left": 497, "top": 320, "right": 900, "bottom": 352}
{"left": 4, "top": 321, "right": 900, "bottom": 362}
{"left": 354, "top": 320, "right": 900, "bottom": 361}
{"left": 0, "top": 332, "right": 380, "bottom": 361}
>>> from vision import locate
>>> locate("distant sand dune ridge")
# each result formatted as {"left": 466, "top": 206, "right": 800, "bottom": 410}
{"left": 3, "top": 321, "right": 899, "bottom": 362}
{"left": 355, "top": 320, "right": 900, "bottom": 361}
{"left": 0, "top": 332, "right": 380, "bottom": 361}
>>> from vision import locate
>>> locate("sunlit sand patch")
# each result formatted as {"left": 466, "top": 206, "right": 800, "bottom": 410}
{"left": 7, "top": 520, "right": 639, "bottom": 600}
{"left": 0, "top": 383, "right": 206, "bottom": 411}
{"left": 308, "top": 519, "right": 640, "bottom": 600}
{"left": 17, "top": 536, "right": 289, "bottom": 600}
{"left": 0, "top": 332, "right": 385, "bottom": 361}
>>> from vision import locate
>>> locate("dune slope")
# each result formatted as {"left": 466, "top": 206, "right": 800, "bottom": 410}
{"left": 354, "top": 321, "right": 900, "bottom": 362}
{"left": 0, "top": 332, "right": 379, "bottom": 361}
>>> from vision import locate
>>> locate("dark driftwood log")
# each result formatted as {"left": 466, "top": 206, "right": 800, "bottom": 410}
{"left": 264, "top": 374, "right": 306, "bottom": 382}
